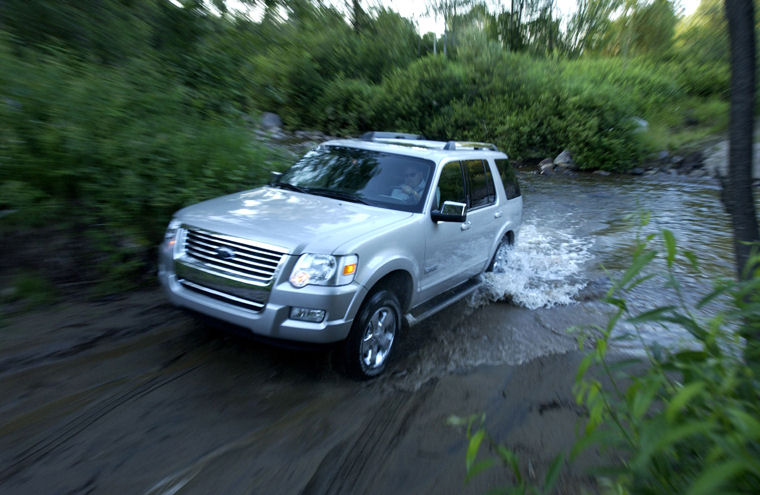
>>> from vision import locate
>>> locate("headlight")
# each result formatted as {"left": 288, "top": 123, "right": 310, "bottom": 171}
{"left": 289, "top": 254, "right": 358, "bottom": 288}
{"left": 164, "top": 218, "right": 182, "bottom": 245}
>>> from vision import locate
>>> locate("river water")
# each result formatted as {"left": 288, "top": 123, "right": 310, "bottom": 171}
{"left": 476, "top": 171, "right": 754, "bottom": 353}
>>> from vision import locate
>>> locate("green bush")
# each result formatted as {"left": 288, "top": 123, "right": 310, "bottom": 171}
{"left": 317, "top": 78, "right": 381, "bottom": 136}
{"left": 574, "top": 228, "right": 760, "bottom": 493}
{"left": 0, "top": 41, "right": 287, "bottom": 287}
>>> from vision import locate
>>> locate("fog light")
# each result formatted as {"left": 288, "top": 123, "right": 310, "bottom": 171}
{"left": 290, "top": 307, "right": 326, "bottom": 323}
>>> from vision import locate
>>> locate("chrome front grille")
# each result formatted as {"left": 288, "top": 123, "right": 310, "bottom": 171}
{"left": 183, "top": 228, "right": 287, "bottom": 284}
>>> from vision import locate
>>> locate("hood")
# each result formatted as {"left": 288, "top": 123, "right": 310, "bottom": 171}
{"left": 175, "top": 187, "right": 412, "bottom": 254}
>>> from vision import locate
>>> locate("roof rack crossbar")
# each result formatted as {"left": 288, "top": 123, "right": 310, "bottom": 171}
{"left": 444, "top": 141, "right": 499, "bottom": 151}
{"left": 361, "top": 131, "right": 426, "bottom": 141}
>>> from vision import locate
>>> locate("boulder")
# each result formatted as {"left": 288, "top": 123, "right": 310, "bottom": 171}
{"left": 260, "top": 112, "right": 283, "bottom": 130}
{"left": 553, "top": 150, "right": 577, "bottom": 170}
{"left": 593, "top": 170, "right": 611, "bottom": 176}
{"left": 538, "top": 158, "right": 554, "bottom": 175}
{"left": 630, "top": 167, "right": 645, "bottom": 176}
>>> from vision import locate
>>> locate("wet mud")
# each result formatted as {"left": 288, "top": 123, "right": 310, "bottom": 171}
{"left": 0, "top": 289, "right": 608, "bottom": 494}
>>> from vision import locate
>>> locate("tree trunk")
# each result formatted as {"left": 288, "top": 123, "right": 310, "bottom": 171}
{"left": 724, "top": 0, "right": 759, "bottom": 280}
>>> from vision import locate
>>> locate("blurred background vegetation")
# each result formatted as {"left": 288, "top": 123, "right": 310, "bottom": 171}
{"left": 0, "top": 0, "right": 747, "bottom": 289}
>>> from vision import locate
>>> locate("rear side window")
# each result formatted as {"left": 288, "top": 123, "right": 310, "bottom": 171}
{"left": 495, "top": 159, "right": 521, "bottom": 200}
{"left": 435, "top": 161, "right": 466, "bottom": 209}
{"left": 464, "top": 159, "right": 495, "bottom": 209}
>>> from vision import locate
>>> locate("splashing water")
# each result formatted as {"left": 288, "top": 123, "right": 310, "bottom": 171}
{"left": 476, "top": 223, "right": 593, "bottom": 309}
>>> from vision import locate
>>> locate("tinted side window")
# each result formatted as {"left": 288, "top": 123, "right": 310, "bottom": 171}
{"left": 465, "top": 159, "right": 495, "bottom": 209}
{"left": 435, "top": 161, "right": 466, "bottom": 209}
{"left": 495, "top": 159, "right": 521, "bottom": 200}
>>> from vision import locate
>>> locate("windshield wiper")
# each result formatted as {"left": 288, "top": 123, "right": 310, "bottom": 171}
{"left": 307, "top": 188, "right": 370, "bottom": 205}
{"left": 275, "top": 182, "right": 309, "bottom": 194}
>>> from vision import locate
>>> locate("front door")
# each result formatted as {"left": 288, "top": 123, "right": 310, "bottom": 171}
{"left": 420, "top": 160, "right": 474, "bottom": 301}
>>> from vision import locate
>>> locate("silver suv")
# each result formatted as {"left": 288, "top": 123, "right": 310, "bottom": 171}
{"left": 159, "top": 132, "right": 522, "bottom": 378}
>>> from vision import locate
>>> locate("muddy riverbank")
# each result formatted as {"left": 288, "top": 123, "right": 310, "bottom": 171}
{"left": 0, "top": 287, "right": 614, "bottom": 494}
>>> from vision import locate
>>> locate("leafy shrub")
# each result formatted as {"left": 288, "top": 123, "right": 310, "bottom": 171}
{"left": 574, "top": 228, "right": 760, "bottom": 493}
{"left": 317, "top": 78, "right": 381, "bottom": 136}
{"left": 0, "top": 41, "right": 288, "bottom": 287}
{"left": 377, "top": 57, "right": 472, "bottom": 138}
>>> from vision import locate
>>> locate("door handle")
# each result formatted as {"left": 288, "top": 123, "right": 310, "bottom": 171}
{"left": 461, "top": 221, "right": 471, "bottom": 231}
{"left": 494, "top": 211, "right": 503, "bottom": 218}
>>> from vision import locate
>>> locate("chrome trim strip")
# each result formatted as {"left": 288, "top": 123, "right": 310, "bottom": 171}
{"left": 184, "top": 249, "right": 274, "bottom": 279}
{"left": 186, "top": 227, "right": 288, "bottom": 254}
{"left": 179, "top": 279, "right": 265, "bottom": 311}
{"left": 175, "top": 259, "right": 272, "bottom": 288}
{"left": 185, "top": 241, "right": 279, "bottom": 268}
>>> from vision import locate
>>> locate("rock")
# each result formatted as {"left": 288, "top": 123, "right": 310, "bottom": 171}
{"left": 657, "top": 150, "right": 670, "bottom": 161}
{"left": 630, "top": 167, "right": 645, "bottom": 176}
{"left": 681, "top": 151, "right": 704, "bottom": 172}
{"left": 260, "top": 112, "right": 283, "bottom": 130}
{"left": 553, "top": 150, "right": 577, "bottom": 170}
{"left": 538, "top": 159, "right": 554, "bottom": 175}
{"left": 670, "top": 155, "right": 684, "bottom": 167}
{"left": 593, "top": 170, "right": 611, "bottom": 176}
{"left": 703, "top": 141, "right": 760, "bottom": 179}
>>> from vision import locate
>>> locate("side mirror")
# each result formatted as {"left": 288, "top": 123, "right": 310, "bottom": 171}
{"left": 431, "top": 201, "right": 467, "bottom": 223}
{"left": 269, "top": 171, "right": 283, "bottom": 186}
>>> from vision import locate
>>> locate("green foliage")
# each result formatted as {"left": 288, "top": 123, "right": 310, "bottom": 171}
{"left": 447, "top": 413, "right": 565, "bottom": 494}
{"left": 3, "top": 271, "right": 58, "bottom": 310}
{"left": 574, "top": 228, "right": 760, "bottom": 493}
{"left": 0, "top": 0, "right": 736, "bottom": 289}
{"left": 317, "top": 78, "right": 381, "bottom": 136}
{"left": 0, "top": 38, "right": 286, "bottom": 287}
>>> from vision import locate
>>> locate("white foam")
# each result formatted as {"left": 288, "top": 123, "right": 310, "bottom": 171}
{"left": 474, "top": 224, "right": 593, "bottom": 309}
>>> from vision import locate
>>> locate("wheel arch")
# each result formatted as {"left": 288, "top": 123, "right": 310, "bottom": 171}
{"left": 366, "top": 270, "right": 414, "bottom": 313}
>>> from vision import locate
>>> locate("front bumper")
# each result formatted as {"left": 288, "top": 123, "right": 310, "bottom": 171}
{"left": 158, "top": 242, "right": 366, "bottom": 344}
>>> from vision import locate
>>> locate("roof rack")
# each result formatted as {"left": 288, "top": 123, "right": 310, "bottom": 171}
{"left": 360, "top": 131, "right": 426, "bottom": 141}
{"left": 443, "top": 141, "right": 499, "bottom": 151}
{"left": 358, "top": 132, "right": 500, "bottom": 152}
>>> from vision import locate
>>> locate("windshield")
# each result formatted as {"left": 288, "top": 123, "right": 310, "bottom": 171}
{"left": 277, "top": 145, "right": 435, "bottom": 213}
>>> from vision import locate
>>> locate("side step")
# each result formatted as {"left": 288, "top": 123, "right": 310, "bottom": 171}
{"left": 404, "top": 277, "right": 482, "bottom": 327}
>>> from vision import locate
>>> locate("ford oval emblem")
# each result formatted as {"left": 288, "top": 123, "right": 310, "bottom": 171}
{"left": 217, "top": 247, "right": 235, "bottom": 260}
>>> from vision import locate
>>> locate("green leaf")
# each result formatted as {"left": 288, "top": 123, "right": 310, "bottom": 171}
{"left": 624, "top": 273, "right": 657, "bottom": 291}
{"left": 466, "top": 428, "right": 486, "bottom": 473}
{"left": 687, "top": 459, "right": 747, "bottom": 495}
{"left": 726, "top": 407, "right": 760, "bottom": 439}
{"left": 466, "top": 458, "right": 496, "bottom": 483}
{"left": 663, "top": 229, "right": 676, "bottom": 268}
{"left": 575, "top": 354, "right": 594, "bottom": 383}
{"left": 541, "top": 453, "right": 565, "bottom": 495}
{"left": 496, "top": 445, "right": 522, "bottom": 482}
{"left": 627, "top": 306, "right": 677, "bottom": 324}
{"left": 631, "top": 379, "right": 661, "bottom": 420}
{"left": 616, "top": 250, "right": 657, "bottom": 291}
{"left": 683, "top": 249, "right": 700, "bottom": 269}
{"left": 634, "top": 420, "right": 713, "bottom": 467}
{"left": 665, "top": 382, "right": 705, "bottom": 423}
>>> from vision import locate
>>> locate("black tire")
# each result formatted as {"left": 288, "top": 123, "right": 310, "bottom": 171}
{"left": 487, "top": 236, "right": 511, "bottom": 273}
{"left": 341, "top": 289, "right": 401, "bottom": 379}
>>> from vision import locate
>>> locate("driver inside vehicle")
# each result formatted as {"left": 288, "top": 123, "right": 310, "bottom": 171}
{"left": 391, "top": 166, "right": 426, "bottom": 203}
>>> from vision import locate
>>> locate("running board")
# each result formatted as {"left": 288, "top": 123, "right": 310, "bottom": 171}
{"left": 405, "top": 278, "right": 482, "bottom": 327}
